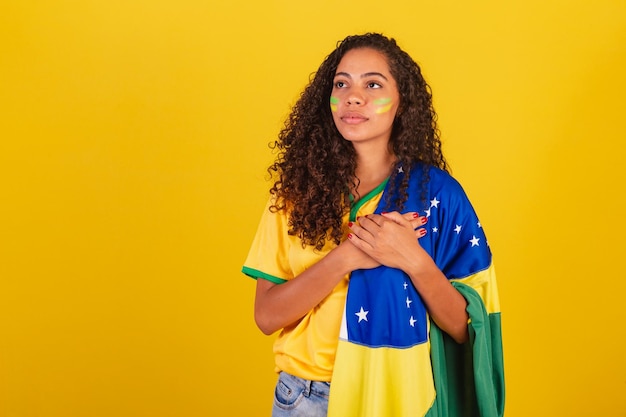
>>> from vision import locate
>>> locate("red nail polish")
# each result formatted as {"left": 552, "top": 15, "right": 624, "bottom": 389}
{"left": 347, "top": 233, "right": 353, "bottom": 239}
{"left": 418, "top": 228, "right": 427, "bottom": 236}
{"left": 413, "top": 213, "right": 419, "bottom": 218}
{"left": 421, "top": 217, "right": 428, "bottom": 225}
{"left": 348, "top": 222, "right": 353, "bottom": 227}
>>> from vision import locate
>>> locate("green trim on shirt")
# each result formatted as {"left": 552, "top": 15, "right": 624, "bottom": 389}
{"left": 241, "top": 266, "right": 287, "bottom": 284}
{"left": 349, "top": 178, "right": 389, "bottom": 221}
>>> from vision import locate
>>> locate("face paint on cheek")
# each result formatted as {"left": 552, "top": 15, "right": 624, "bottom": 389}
{"left": 330, "top": 96, "right": 339, "bottom": 112}
{"left": 374, "top": 97, "right": 393, "bottom": 114}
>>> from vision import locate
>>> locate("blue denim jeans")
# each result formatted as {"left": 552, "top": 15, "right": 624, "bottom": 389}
{"left": 272, "top": 371, "right": 330, "bottom": 417}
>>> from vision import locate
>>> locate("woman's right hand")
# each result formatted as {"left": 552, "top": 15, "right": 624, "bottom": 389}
{"left": 337, "top": 238, "right": 381, "bottom": 270}
{"left": 344, "top": 211, "right": 428, "bottom": 271}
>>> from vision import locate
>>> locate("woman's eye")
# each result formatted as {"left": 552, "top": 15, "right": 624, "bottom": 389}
{"left": 334, "top": 81, "right": 346, "bottom": 88}
{"left": 367, "top": 82, "right": 382, "bottom": 89}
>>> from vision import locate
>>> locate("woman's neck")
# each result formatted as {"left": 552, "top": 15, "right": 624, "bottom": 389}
{"left": 353, "top": 148, "right": 396, "bottom": 198}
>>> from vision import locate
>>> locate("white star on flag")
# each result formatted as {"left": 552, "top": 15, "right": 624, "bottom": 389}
{"left": 454, "top": 225, "right": 462, "bottom": 234}
{"left": 403, "top": 282, "right": 408, "bottom": 290}
{"left": 424, "top": 208, "right": 431, "bottom": 217}
{"left": 409, "top": 316, "right": 417, "bottom": 327}
{"left": 432, "top": 227, "right": 438, "bottom": 233}
{"left": 430, "top": 197, "right": 440, "bottom": 208}
{"left": 477, "top": 221, "right": 482, "bottom": 228}
{"left": 398, "top": 166, "right": 404, "bottom": 173}
{"left": 470, "top": 235, "right": 480, "bottom": 247}
{"left": 406, "top": 297, "right": 412, "bottom": 308}
{"left": 355, "top": 307, "right": 369, "bottom": 323}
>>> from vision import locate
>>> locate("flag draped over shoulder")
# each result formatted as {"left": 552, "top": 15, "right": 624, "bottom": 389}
{"left": 327, "top": 165, "right": 504, "bottom": 417}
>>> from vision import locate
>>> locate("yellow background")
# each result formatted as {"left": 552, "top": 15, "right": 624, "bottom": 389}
{"left": 1, "top": 0, "right": 625, "bottom": 416}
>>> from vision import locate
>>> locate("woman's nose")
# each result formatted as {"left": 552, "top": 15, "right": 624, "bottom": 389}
{"left": 347, "top": 91, "right": 364, "bottom": 105}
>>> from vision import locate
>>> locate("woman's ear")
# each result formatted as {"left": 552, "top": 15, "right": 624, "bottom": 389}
{"left": 394, "top": 105, "right": 403, "bottom": 121}
{"left": 395, "top": 100, "right": 404, "bottom": 118}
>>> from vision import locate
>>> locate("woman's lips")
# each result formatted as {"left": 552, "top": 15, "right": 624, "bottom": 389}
{"left": 341, "top": 112, "right": 368, "bottom": 125}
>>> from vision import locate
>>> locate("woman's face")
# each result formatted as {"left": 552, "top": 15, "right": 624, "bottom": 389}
{"left": 330, "top": 47, "right": 400, "bottom": 149}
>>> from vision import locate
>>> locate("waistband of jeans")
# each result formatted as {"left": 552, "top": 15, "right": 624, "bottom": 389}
{"left": 280, "top": 371, "right": 330, "bottom": 397}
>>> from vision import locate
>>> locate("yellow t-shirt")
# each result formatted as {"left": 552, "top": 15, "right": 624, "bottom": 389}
{"left": 242, "top": 181, "right": 388, "bottom": 381}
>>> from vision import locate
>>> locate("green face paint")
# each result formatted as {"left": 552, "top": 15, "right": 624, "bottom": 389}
{"left": 373, "top": 98, "right": 392, "bottom": 105}
{"left": 330, "top": 96, "right": 339, "bottom": 112}
{"left": 374, "top": 97, "right": 393, "bottom": 114}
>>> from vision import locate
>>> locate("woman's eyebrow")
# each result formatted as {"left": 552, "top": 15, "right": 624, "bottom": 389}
{"left": 334, "top": 71, "right": 389, "bottom": 81}
{"left": 361, "top": 72, "right": 388, "bottom": 81}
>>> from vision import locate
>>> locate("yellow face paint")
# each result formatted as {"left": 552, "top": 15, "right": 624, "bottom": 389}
{"left": 374, "top": 98, "right": 393, "bottom": 114}
{"left": 330, "top": 96, "right": 339, "bottom": 112}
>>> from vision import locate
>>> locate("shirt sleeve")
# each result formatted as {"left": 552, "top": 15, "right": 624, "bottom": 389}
{"left": 241, "top": 197, "right": 293, "bottom": 284}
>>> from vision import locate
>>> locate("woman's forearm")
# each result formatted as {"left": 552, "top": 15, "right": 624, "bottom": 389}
{"left": 254, "top": 242, "right": 359, "bottom": 335}
{"left": 404, "top": 258, "right": 469, "bottom": 344}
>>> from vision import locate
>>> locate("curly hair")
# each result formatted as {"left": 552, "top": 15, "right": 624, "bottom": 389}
{"left": 268, "top": 33, "right": 448, "bottom": 250}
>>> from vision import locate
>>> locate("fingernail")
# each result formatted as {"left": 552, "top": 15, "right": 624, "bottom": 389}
{"left": 412, "top": 212, "right": 419, "bottom": 218}
{"left": 421, "top": 217, "right": 428, "bottom": 225}
{"left": 418, "top": 229, "right": 427, "bottom": 237}
{"left": 348, "top": 222, "right": 353, "bottom": 227}
{"left": 382, "top": 211, "right": 388, "bottom": 214}
{"left": 347, "top": 233, "right": 353, "bottom": 239}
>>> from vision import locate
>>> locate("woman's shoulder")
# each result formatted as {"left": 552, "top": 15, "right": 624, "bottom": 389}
{"left": 423, "top": 166, "right": 474, "bottom": 210}
{"left": 410, "top": 163, "right": 464, "bottom": 192}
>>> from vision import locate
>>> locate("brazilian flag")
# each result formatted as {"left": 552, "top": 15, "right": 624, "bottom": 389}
{"left": 328, "top": 165, "right": 505, "bottom": 417}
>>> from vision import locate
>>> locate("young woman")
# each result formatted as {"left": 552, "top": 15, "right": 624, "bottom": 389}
{"left": 242, "top": 33, "right": 504, "bottom": 417}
